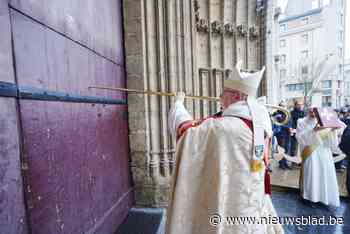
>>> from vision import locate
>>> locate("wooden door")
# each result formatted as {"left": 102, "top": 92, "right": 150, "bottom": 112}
{"left": 0, "top": 1, "right": 133, "bottom": 233}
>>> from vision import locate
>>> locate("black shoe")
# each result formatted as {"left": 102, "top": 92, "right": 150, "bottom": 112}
{"left": 301, "top": 198, "right": 317, "bottom": 208}
{"left": 336, "top": 168, "right": 345, "bottom": 173}
{"left": 291, "top": 163, "right": 301, "bottom": 169}
{"left": 279, "top": 164, "right": 287, "bottom": 170}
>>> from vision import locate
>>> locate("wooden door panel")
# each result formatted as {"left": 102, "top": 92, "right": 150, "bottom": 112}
{"left": 0, "top": 98, "right": 28, "bottom": 234}
{"left": 9, "top": 0, "right": 124, "bottom": 65}
{"left": 0, "top": 1, "right": 28, "bottom": 233}
{"left": 8, "top": 2, "right": 132, "bottom": 233}
{"left": 19, "top": 101, "right": 132, "bottom": 234}
{"left": 11, "top": 9, "right": 126, "bottom": 101}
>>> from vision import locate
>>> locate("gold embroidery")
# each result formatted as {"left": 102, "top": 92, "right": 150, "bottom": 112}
{"left": 251, "top": 159, "right": 264, "bottom": 172}
{"left": 301, "top": 128, "right": 331, "bottom": 161}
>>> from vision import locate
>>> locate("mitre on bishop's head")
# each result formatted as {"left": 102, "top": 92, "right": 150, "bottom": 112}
{"left": 224, "top": 60, "right": 265, "bottom": 97}
{"left": 223, "top": 61, "right": 269, "bottom": 172}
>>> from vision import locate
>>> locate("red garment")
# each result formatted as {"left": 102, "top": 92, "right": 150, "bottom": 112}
{"left": 177, "top": 116, "right": 221, "bottom": 141}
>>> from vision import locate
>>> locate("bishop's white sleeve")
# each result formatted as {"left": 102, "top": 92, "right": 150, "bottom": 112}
{"left": 168, "top": 101, "right": 193, "bottom": 137}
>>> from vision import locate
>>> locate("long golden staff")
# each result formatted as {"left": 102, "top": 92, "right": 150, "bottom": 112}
{"left": 88, "top": 86, "right": 290, "bottom": 125}
{"left": 88, "top": 86, "right": 220, "bottom": 102}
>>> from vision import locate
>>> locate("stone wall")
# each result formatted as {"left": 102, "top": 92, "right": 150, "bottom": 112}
{"left": 123, "top": 0, "right": 265, "bottom": 207}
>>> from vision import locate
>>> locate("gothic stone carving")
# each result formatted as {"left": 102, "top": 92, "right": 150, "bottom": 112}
{"left": 249, "top": 25, "right": 259, "bottom": 40}
{"left": 211, "top": 21, "right": 224, "bottom": 35}
{"left": 236, "top": 24, "right": 248, "bottom": 37}
{"left": 196, "top": 18, "right": 209, "bottom": 33}
{"left": 224, "top": 23, "right": 235, "bottom": 36}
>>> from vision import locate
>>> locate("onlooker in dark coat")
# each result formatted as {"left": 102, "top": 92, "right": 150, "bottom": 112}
{"left": 289, "top": 100, "right": 305, "bottom": 156}
{"left": 335, "top": 108, "right": 349, "bottom": 171}
{"left": 339, "top": 115, "right": 350, "bottom": 196}
{"left": 272, "top": 102, "right": 293, "bottom": 169}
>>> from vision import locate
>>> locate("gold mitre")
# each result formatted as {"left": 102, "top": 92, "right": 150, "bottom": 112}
{"left": 224, "top": 61, "right": 265, "bottom": 96}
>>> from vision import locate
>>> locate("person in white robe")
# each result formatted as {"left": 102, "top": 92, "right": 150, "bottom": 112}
{"left": 166, "top": 61, "right": 284, "bottom": 234}
{"left": 296, "top": 107, "right": 342, "bottom": 207}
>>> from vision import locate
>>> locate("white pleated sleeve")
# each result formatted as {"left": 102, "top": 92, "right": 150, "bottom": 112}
{"left": 168, "top": 101, "right": 193, "bottom": 137}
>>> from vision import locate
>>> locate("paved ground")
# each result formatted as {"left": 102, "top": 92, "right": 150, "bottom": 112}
{"left": 115, "top": 158, "right": 350, "bottom": 234}
{"left": 116, "top": 191, "right": 350, "bottom": 234}
{"left": 272, "top": 191, "right": 350, "bottom": 233}
{"left": 270, "top": 158, "right": 348, "bottom": 197}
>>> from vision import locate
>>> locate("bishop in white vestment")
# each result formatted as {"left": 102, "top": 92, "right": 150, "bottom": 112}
{"left": 166, "top": 62, "right": 284, "bottom": 234}
{"left": 296, "top": 108, "right": 342, "bottom": 207}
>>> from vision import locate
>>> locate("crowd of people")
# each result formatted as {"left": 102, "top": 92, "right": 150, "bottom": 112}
{"left": 272, "top": 100, "right": 350, "bottom": 200}
{"left": 272, "top": 100, "right": 305, "bottom": 170}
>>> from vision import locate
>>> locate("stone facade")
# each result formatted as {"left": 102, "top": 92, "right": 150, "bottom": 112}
{"left": 123, "top": 0, "right": 265, "bottom": 207}
{"left": 268, "top": 0, "right": 347, "bottom": 107}
{"left": 344, "top": 59, "right": 350, "bottom": 105}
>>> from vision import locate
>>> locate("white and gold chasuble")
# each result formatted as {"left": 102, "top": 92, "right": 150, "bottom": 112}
{"left": 166, "top": 101, "right": 284, "bottom": 234}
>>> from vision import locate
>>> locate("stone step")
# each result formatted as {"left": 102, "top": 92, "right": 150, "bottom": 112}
{"left": 115, "top": 208, "right": 166, "bottom": 234}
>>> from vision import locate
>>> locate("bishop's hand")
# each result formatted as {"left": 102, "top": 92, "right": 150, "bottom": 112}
{"left": 168, "top": 91, "right": 193, "bottom": 138}
{"left": 175, "top": 92, "right": 186, "bottom": 104}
